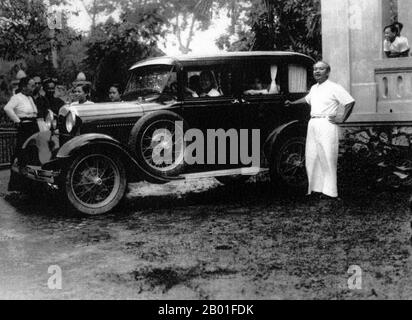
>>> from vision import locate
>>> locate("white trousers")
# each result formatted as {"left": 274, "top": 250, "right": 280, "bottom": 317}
{"left": 305, "top": 118, "right": 339, "bottom": 198}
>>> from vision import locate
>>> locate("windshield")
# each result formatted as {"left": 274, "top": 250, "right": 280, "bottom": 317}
{"left": 122, "top": 64, "right": 177, "bottom": 102}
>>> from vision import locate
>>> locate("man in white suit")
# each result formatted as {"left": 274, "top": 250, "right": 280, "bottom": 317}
{"left": 285, "top": 61, "right": 355, "bottom": 200}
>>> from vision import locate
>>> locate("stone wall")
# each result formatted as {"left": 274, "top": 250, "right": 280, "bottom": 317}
{"left": 339, "top": 126, "right": 412, "bottom": 189}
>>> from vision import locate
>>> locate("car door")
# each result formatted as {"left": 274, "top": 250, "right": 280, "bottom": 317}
{"left": 237, "top": 58, "right": 289, "bottom": 143}
{"left": 181, "top": 62, "right": 243, "bottom": 171}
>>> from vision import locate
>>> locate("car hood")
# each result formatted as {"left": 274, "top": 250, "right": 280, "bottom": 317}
{"left": 58, "top": 101, "right": 176, "bottom": 121}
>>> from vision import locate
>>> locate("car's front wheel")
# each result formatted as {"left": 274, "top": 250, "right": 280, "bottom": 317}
{"left": 270, "top": 136, "right": 308, "bottom": 193}
{"left": 62, "top": 152, "right": 127, "bottom": 215}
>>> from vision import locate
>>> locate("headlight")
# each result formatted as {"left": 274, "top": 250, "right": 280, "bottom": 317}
{"left": 65, "top": 111, "right": 76, "bottom": 133}
{"left": 45, "top": 110, "right": 56, "bottom": 131}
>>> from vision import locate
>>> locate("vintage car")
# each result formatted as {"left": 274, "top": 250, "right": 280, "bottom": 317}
{"left": 13, "top": 51, "right": 314, "bottom": 215}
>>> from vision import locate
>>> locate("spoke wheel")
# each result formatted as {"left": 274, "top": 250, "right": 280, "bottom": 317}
{"left": 270, "top": 136, "right": 308, "bottom": 192}
{"left": 64, "top": 153, "right": 126, "bottom": 215}
{"left": 140, "top": 119, "right": 184, "bottom": 173}
{"left": 129, "top": 111, "right": 186, "bottom": 182}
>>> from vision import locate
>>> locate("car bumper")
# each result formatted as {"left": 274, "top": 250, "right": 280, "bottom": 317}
{"left": 12, "top": 162, "right": 60, "bottom": 185}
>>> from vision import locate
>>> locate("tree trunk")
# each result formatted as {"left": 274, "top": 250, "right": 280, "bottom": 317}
{"left": 49, "top": 29, "right": 58, "bottom": 69}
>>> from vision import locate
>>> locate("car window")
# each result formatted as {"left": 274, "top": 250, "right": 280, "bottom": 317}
{"left": 183, "top": 65, "right": 233, "bottom": 99}
{"left": 288, "top": 64, "right": 308, "bottom": 93}
{"left": 241, "top": 62, "right": 280, "bottom": 96}
{"left": 123, "top": 65, "right": 177, "bottom": 101}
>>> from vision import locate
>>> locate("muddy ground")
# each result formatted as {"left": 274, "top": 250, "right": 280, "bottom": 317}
{"left": 0, "top": 170, "right": 411, "bottom": 300}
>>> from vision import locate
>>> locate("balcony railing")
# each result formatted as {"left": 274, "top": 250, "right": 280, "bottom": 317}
{"left": 348, "top": 58, "right": 412, "bottom": 124}
{"left": 375, "top": 58, "right": 412, "bottom": 115}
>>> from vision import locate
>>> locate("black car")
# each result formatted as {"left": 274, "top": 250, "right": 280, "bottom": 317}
{"left": 14, "top": 51, "right": 314, "bottom": 215}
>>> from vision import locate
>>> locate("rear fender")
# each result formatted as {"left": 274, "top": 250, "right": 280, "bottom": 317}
{"left": 263, "top": 121, "right": 307, "bottom": 159}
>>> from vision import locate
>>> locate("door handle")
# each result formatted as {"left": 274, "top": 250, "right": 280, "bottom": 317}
{"left": 231, "top": 99, "right": 240, "bottom": 104}
{"left": 240, "top": 98, "right": 250, "bottom": 105}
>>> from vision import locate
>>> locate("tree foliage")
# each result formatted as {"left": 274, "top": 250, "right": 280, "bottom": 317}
{"left": 85, "top": 7, "right": 165, "bottom": 101}
{"left": 79, "top": 0, "right": 119, "bottom": 33}
{"left": 1, "top": 0, "right": 322, "bottom": 100}
{"left": 78, "top": 0, "right": 233, "bottom": 54}
{"left": 216, "top": 0, "right": 322, "bottom": 60}
{"left": 0, "top": 0, "right": 79, "bottom": 62}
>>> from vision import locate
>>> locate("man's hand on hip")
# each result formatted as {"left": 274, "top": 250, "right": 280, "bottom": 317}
{"left": 328, "top": 115, "right": 338, "bottom": 124}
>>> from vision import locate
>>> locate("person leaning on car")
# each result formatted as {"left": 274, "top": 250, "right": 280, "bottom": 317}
{"left": 285, "top": 61, "right": 355, "bottom": 202}
{"left": 3, "top": 77, "right": 39, "bottom": 191}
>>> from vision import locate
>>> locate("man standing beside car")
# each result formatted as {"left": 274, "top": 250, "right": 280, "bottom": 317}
{"left": 285, "top": 61, "right": 355, "bottom": 201}
{"left": 3, "top": 77, "right": 39, "bottom": 191}
{"left": 43, "top": 78, "right": 65, "bottom": 115}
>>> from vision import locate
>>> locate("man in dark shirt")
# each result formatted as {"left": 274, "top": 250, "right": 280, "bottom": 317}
{"left": 42, "top": 78, "right": 65, "bottom": 115}
{"left": 32, "top": 76, "right": 48, "bottom": 119}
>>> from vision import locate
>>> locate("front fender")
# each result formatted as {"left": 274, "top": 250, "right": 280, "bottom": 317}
{"left": 55, "top": 133, "right": 179, "bottom": 183}
{"left": 263, "top": 121, "right": 307, "bottom": 158}
{"left": 56, "top": 133, "right": 119, "bottom": 158}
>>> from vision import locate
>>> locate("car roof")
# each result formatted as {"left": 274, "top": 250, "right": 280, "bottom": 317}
{"left": 130, "top": 51, "right": 315, "bottom": 70}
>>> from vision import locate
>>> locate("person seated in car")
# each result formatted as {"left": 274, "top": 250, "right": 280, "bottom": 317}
{"left": 196, "top": 71, "right": 221, "bottom": 97}
{"left": 244, "top": 77, "right": 270, "bottom": 95}
{"left": 184, "top": 75, "right": 201, "bottom": 97}
{"left": 384, "top": 23, "right": 410, "bottom": 58}
{"left": 244, "top": 77, "right": 279, "bottom": 95}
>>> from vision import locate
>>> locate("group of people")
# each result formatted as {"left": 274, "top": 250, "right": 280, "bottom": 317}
{"left": 384, "top": 21, "right": 410, "bottom": 58}
{"left": 2, "top": 74, "right": 123, "bottom": 191}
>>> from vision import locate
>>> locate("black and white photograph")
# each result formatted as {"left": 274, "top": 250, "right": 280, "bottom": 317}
{"left": 0, "top": 0, "right": 411, "bottom": 302}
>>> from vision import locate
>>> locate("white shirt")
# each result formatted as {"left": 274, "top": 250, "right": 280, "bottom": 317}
{"left": 200, "top": 88, "right": 221, "bottom": 97}
{"left": 305, "top": 80, "right": 354, "bottom": 117}
{"left": 3, "top": 92, "right": 38, "bottom": 123}
{"left": 384, "top": 36, "right": 410, "bottom": 53}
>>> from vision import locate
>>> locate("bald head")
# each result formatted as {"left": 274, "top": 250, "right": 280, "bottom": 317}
{"left": 314, "top": 61, "right": 331, "bottom": 72}
{"left": 313, "top": 61, "right": 331, "bottom": 84}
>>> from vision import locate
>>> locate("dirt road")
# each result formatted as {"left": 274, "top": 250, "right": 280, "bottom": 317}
{"left": 0, "top": 170, "right": 411, "bottom": 299}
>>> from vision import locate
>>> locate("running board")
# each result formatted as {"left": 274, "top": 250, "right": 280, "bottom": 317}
{"left": 179, "top": 167, "right": 269, "bottom": 180}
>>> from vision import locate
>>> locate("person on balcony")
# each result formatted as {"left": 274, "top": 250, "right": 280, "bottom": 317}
{"left": 384, "top": 24, "right": 410, "bottom": 58}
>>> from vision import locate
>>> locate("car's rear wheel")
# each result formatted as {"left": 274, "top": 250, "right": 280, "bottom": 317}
{"left": 62, "top": 153, "right": 127, "bottom": 215}
{"left": 270, "top": 136, "right": 307, "bottom": 192}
